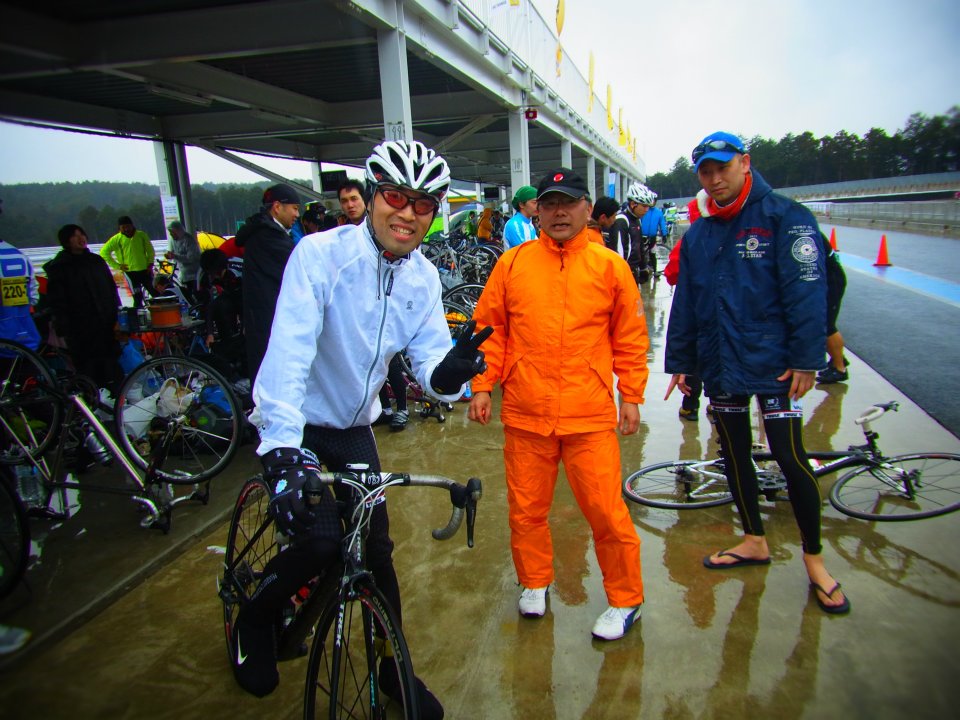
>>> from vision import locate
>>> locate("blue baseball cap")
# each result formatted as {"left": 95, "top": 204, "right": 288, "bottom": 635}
{"left": 691, "top": 131, "right": 746, "bottom": 170}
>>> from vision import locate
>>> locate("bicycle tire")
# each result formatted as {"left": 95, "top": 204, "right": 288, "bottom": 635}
{"left": 0, "top": 469, "right": 29, "bottom": 599}
{"left": 623, "top": 459, "right": 735, "bottom": 509}
{"left": 304, "top": 578, "right": 419, "bottom": 720}
{"left": 221, "top": 476, "right": 277, "bottom": 666}
{"left": 0, "top": 339, "right": 63, "bottom": 464}
{"left": 441, "top": 283, "right": 484, "bottom": 314}
{"left": 828, "top": 452, "right": 960, "bottom": 521}
{"left": 114, "top": 355, "right": 242, "bottom": 484}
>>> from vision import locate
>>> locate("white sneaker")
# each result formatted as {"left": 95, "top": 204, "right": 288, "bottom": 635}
{"left": 518, "top": 586, "right": 548, "bottom": 617}
{"left": 591, "top": 605, "right": 641, "bottom": 640}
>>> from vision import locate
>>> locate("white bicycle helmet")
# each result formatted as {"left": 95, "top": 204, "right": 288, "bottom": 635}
{"left": 365, "top": 140, "right": 451, "bottom": 199}
{"left": 625, "top": 182, "right": 656, "bottom": 206}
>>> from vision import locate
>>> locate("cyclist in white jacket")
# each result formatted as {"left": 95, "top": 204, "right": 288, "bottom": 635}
{"left": 234, "top": 141, "right": 491, "bottom": 719}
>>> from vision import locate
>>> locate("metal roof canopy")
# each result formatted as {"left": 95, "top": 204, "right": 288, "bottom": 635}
{"left": 0, "top": 0, "right": 643, "bottom": 192}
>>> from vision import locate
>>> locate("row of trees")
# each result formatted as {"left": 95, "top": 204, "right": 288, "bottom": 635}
{"left": 646, "top": 108, "right": 960, "bottom": 199}
{"left": 0, "top": 180, "right": 312, "bottom": 248}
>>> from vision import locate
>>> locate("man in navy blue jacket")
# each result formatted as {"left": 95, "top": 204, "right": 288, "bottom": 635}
{"left": 664, "top": 131, "right": 850, "bottom": 615}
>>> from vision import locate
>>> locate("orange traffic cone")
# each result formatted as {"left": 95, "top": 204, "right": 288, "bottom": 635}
{"left": 829, "top": 227, "right": 837, "bottom": 251}
{"left": 874, "top": 235, "right": 892, "bottom": 267}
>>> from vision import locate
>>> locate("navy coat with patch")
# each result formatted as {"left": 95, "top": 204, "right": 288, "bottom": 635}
{"left": 665, "top": 170, "right": 827, "bottom": 396}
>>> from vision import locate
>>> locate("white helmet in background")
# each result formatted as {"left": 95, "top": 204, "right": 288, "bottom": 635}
{"left": 365, "top": 140, "right": 451, "bottom": 199}
{"left": 625, "top": 182, "right": 656, "bottom": 206}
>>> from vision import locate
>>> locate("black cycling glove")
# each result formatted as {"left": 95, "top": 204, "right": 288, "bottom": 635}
{"left": 430, "top": 320, "right": 494, "bottom": 395}
{"left": 262, "top": 447, "right": 325, "bottom": 540}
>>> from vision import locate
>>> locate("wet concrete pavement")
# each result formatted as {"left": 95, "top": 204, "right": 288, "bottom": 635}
{"left": 1, "top": 276, "right": 959, "bottom": 719}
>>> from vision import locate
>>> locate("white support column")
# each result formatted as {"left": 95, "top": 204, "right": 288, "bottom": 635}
{"left": 586, "top": 156, "right": 596, "bottom": 200}
{"left": 560, "top": 139, "right": 572, "bottom": 168}
{"left": 153, "top": 140, "right": 195, "bottom": 236}
{"left": 310, "top": 162, "right": 322, "bottom": 193}
{"left": 603, "top": 164, "right": 612, "bottom": 198}
{"left": 508, "top": 109, "right": 531, "bottom": 198}
{"left": 377, "top": 19, "right": 413, "bottom": 142}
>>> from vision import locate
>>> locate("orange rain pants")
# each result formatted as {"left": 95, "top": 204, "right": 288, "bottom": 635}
{"left": 504, "top": 425, "right": 644, "bottom": 608}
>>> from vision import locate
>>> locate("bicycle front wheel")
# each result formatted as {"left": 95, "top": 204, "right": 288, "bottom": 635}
{"left": 829, "top": 452, "right": 960, "bottom": 521}
{"left": 304, "top": 579, "right": 419, "bottom": 720}
{"left": 220, "top": 476, "right": 278, "bottom": 666}
{"left": 0, "top": 470, "right": 29, "bottom": 599}
{"left": 0, "top": 339, "right": 62, "bottom": 464}
{"left": 114, "top": 356, "right": 242, "bottom": 484}
{"left": 623, "top": 459, "right": 735, "bottom": 509}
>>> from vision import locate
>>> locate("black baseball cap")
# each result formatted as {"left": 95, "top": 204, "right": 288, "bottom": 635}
{"left": 536, "top": 168, "right": 590, "bottom": 200}
{"left": 262, "top": 183, "right": 301, "bottom": 206}
{"left": 302, "top": 207, "right": 323, "bottom": 225}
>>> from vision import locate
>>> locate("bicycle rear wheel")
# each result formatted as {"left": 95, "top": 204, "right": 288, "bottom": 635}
{"left": 623, "top": 459, "right": 735, "bottom": 509}
{"left": 220, "top": 476, "right": 277, "bottom": 665}
{"left": 829, "top": 453, "right": 960, "bottom": 521}
{"left": 114, "top": 356, "right": 242, "bottom": 484}
{"left": 304, "top": 578, "right": 418, "bottom": 719}
{"left": 0, "top": 339, "right": 62, "bottom": 464}
{"left": 0, "top": 469, "right": 29, "bottom": 599}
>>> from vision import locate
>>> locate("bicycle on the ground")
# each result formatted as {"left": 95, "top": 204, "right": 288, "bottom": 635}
{"left": 622, "top": 401, "right": 960, "bottom": 521}
{"left": 218, "top": 467, "right": 482, "bottom": 719}
{"left": 0, "top": 339, "right": 243, "bottom": 536}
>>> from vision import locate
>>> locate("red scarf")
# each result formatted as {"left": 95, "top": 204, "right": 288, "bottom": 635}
{"left": 705, "top": 171, "right": 753, "bottom": 221}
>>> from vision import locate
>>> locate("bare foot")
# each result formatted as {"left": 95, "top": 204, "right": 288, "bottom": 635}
{"left": 705, "top": 535, "right": 770, "bottom": 566}
{"left": 804, "top": 553, "right": 847, "bottom": 609}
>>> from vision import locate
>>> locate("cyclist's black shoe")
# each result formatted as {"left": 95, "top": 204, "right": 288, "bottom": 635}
{"left": 817, "top": 364, "right": 849, "bottom": 384}
{"left": 372, "top": 411, "right": 392, "bottom": 426}
{"left": 232, "top": 614, "right": 279, "bottom": 697}
{"left": 379, "top": 657, "right": 444, "bottom": 719}
{"left": 678, "top": 407, "right": 698, "bottom": 422}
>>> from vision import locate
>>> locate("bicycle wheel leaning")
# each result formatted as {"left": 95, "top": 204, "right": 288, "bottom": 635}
{"left": 220, "top": 475, "right": 278, "bottom": 665}
{"left": 623, "top": 459, "right": 735, "bottom": 509}
{"left": 114, "top": 356, "right": 242, "bottom": 484}
{"left": 828, "top": 452, "right": 960, "bottom": 521}
{"left": 304, "top": 578, "right": 419, "bottom": 720}
{"left": 0, "top": 339, "right": 63, "bottom": 464}
{"left": 0, "top": 468, "right": 29, "bottom": 599}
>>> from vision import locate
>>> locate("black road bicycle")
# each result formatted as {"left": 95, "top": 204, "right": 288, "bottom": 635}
{"left": 623, "top": 401, "right": 960, "bottom": 521}
{"left": 219, "top": 467, "right": 482, "bottom": 719}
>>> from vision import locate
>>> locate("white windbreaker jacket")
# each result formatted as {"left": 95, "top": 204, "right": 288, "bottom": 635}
{"left": 254, "top": 222, "right": 461, "bottom": 453}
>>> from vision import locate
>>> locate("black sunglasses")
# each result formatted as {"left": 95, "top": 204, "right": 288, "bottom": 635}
{"left": 691, "top": 139, "right": 744, "bottom": 164}
{"left": 378, "top": 186, "right": 439, "bottom": 216}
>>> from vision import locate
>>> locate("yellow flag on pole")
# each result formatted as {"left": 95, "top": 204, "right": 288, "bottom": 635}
{"left": 606, "top": 85, "right": 613, "bottom": 130}
{"left": 556, "top": 0, "right": 565, "bottom": 35}
{"left": 588, "top": 52, "right": 594, "bottom": 113}
{"left": 618, "top": 108, "right": 625, "bottom": 146}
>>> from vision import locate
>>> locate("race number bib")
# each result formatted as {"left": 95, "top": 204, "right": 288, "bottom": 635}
{"left": 1, "top": 276, "right": 28, "bottom": 306}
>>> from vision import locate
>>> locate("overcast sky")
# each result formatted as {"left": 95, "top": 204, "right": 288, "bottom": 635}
{"left": 0, "top": 0, "right": 957, "bottom": 185}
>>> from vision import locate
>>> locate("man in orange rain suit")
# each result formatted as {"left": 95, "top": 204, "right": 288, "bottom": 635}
{"left": 468, "top": 167, "right": 649, "bottom": 641}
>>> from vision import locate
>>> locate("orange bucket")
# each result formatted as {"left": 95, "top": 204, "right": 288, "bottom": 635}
{"left": 148, "top": 296, "right": 181, "bottom": 328}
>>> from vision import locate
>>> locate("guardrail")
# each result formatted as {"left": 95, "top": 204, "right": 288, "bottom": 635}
{"left": 805, "top": 200, "right": 960, "bottom": 235}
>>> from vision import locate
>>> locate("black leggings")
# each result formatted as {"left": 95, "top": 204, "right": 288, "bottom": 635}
{"left": 710, "top": 393, "right": 823, "bottom": 554}
{"left": 243, "top": 424, "right": 402, "bottom": 626}
{"left": 377, "top": 354, "right": 407, "bottom": 412}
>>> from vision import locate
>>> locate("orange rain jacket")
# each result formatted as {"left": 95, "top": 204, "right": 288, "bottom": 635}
{"left": 471, "top": 226, "right": 649, "bottom": 435}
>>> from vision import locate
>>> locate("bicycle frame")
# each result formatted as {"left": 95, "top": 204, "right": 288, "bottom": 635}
{"left": 1, "top": 378, "right": 205, "bottom": 532}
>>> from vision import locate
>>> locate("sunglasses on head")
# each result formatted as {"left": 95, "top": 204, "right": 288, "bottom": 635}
{"left": 691, "top": 139, "right": 744, "bottom": 164}
{"left": 378, "top": 186, "right": 439, "bottom": 216}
